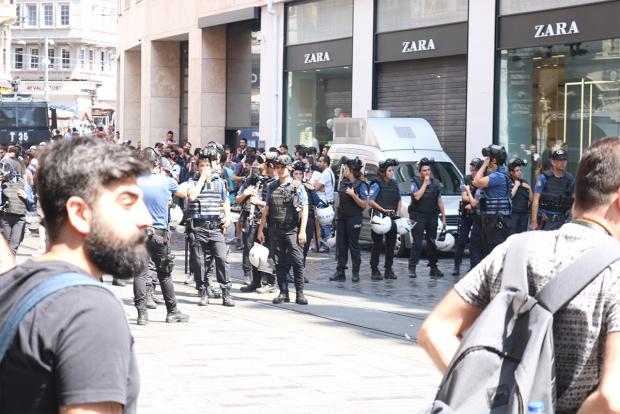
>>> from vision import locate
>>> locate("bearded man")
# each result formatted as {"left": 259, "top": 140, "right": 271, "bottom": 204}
{"left": 0, "top": 138, "right": 149, "bottom": 414}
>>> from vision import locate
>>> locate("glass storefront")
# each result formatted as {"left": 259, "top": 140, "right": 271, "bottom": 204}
{"left": 497, "top": 38, "right": 620, "bottom": 182}
{"left": 285, "top": 67, "right": 352, "bottom": 149}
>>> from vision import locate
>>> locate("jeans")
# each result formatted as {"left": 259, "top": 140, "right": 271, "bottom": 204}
{"left": 190, "top": 227, "right": 231, "bottom": 290}
{"left": 269, "top": 226, "right": 305, "bottom": 294}
{"left": 409, "top": 212, "right": 438, "bottom": 268}
{"left": 1, "top": 213, "right": 26, "bottom": 255}
{"left": 370, "top": 223, "right": 397, "bottom": 270}
{"left": 336, "top": 215, "right": 362, "bottom": 273}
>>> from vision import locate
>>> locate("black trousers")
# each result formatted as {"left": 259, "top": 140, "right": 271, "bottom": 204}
{"left": 370, "top": 223, "right": 397, "bottom": 270}
{"left": 190, "top": 227, "right": 231, "bottom": 290}
{"left": 511, "top": 212, "right": 529, "bottom": 234}
{"left": 336, "top": 215, "right": 362, "bottom": 273}
{"left": 469, "top": 216, "right": 483, "bottom": 269}
{"left": 409, "top": 212, "right": 439, "bottom": 267}
{"left": 454, "top": 214, "right": 473, "bottom": 267}
{"left": 481, "top": 215, "right": 512, "bottom": 258}
{"left": 134, "top": 231, "right": 178, "bottom": 312}
{"left": 1, "top": 213, "right": 26, "bottom": 255}
{"left": 269, "top": 226, "right": 304, "bottom": 294}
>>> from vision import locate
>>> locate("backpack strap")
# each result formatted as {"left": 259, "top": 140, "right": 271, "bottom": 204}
{"left": 536, "top": 239, "right": 620, "bottom": 313}
{"left": 500, "top": 232, "right": 537, "bottom": 293}
{"left": 0, "top": 272, "right": 113, "bottom": 363}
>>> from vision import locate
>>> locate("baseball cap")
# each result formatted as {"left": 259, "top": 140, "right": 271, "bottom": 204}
{"left": 551, "top": 149, "right": 567, "bottom": 160}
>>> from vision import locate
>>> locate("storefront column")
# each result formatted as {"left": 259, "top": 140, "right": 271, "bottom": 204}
{"left": 120, "top": 49, "right": 141, "bottom": 145}
{"left": 351, "top": 0, "right": 373, "bottom": 117}
{"left": 465, "top": 0, "right": 496, "bottom": 163}
{"left": 188, "top": 26, "right": 227, "bottom": 147}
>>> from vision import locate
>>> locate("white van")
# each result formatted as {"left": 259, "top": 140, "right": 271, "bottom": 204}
{"left": 328, "top": 114, "right": 463, "bottom": 257}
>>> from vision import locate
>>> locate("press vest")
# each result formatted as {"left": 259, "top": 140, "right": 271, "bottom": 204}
{"left": 374, "top": 179, "right": 400, "bottom": 211}
{"left": 479, "top": 172, "right": 512, "bottom": 216}
{"left": 540, "top": 171, "right": 574, "bottom": 214}
{"left": 512, "top": 179, "right": 530, "bottom": 214}
{"left": 2, "top": 178, "right": 27, "bottom": 216}
{"left": 337, "top": 179, "right": 364, "bottom": 218}
{"left": 190, "top": 178, "right": 224, "bottom": 220}
{"left": 268, "top": 180, "right": 300, "bottom": 226}
{"left": 411, "top": 177, "right": 440, "bottom": 214}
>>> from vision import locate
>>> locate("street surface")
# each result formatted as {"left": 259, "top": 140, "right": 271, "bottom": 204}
{"left": 15, "top": 231, "right": 463, "bottom": 414}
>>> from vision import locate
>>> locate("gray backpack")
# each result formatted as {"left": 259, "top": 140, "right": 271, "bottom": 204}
{"left": 430, "top": 232, "right": 620, "bottom": 413}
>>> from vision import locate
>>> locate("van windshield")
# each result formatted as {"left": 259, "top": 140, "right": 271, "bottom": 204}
{"left": 365, "top": 161, "right": 462, "bottom": 196}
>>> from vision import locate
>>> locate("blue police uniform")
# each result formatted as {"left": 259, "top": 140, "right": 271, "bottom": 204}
{"left": 534, "top": 170, "right": 575, "bottom": 230}
{"left": 368, "top": 178, "right": 401, "bottom": 279}
{"left": 478, "top": 167, "right": 512, "bottom": 257}
{"left": 453, "top": 174, "right": 481, "bottom": 273}
{"left": 408, "top": 177, "right": 442, "bottom": 274}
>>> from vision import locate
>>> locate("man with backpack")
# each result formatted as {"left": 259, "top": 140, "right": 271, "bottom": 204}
{"left": 418, "top": 137, "right": 620, "bottom": 413}
{"left": 0, "top": 137, "right": 147, "bottom": 413}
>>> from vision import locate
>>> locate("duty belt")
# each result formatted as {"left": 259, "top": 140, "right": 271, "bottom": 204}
{"left": 540, "top": 213, "right": 564, "bottom": 222}
{"left": 269, "top": 221, "right": 296, "bottom": 230}
{"left": 193, "top": 219, "right": 221, "bottom": 230}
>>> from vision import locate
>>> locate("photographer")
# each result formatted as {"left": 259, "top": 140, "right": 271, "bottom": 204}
{"left": 508, "top": 157, "right": 532, "bottom": 234}
{"left": 472, "top": 145, "right": 512, "bottom": 257}
{"left": 368, "top": 158, "right": 401, "bottom": 280}
{"left": 408, "top": 158, "right": 445, "bottom": 278}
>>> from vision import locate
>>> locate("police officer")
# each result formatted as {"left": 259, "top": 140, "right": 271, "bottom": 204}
{"left": 531, "top": 148, "right": 574, "bottom": 231}
{"left": 330, "top": 157, "right": 368, "bottom": 282}
{"left": 0, "top": 161, "right": 34, "bottom": 255}
{"left": 452, "top": 158, "right": 483, "bottom": 276}
{"left": 256, "top": 154, "right": 309, "bottom": 305}
{"left": 472, "top": 145, "right": 512, "bottom": 258}
{"left": 187, "top": 145, "right": 235, "bottom": 307}
{"left": 368, "top": 158, "right": 401, "bottom": 280}
{"left": 134, "top": 156, "right": 189, "bottom": 325}
{"left": 408, "top": 158, "right": 446, "bottom": 278}
{"left": 508, "top": 157, "right": 532, "bottom": 234}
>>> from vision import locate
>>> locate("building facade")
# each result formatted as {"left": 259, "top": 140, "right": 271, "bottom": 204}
{"left": 117, "top": 0, "right": 620, "bottom": 178}
{"left": 10, "top": 0, "right": 117, "bottom": 121}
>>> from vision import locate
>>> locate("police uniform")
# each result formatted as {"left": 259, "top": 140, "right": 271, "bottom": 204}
{"left": 478, "top": 167, "right": 512, "bottom": 257}
{"left": 453, "top": 174, "right": 481, "bottom": 274}
{"left": 332, "top": 177, "right": 369, "bottom": 282}
{"left": 408, "top": 176, "right": 443, "bottom": 277}
{"left": 187, "top": 173, "right": 235, "bottom": 306}
{"left": 511, "top": 178, "right": 531, "bottom": 234}
{"left": 265, "top": 177, "right": 308, "bottom": 304}
{"left": 369, "top": 178, "right": 400, "bottom": 280}
{"left": 0, "top": 170, "right": 32, "bottom": 255}
{"left": 534, "top": 169, "right": 574, "bottom": 231}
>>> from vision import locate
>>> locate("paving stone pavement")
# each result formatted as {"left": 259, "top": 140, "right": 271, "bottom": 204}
{"left": 15, "top": 231, "right": 461, "bottom": 414}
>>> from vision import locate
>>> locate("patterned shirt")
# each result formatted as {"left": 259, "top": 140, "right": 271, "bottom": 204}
{"left": 454, "top": 223, "right": 620, "bottom": 413}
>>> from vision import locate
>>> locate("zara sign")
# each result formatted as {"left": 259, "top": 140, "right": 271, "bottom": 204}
{"left": 534, "top": 21, "right": 580, "bottom": 38}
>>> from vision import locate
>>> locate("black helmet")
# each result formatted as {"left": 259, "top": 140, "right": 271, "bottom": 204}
{"left": 508, "top": 157, "right": 528, "bottom": 170}
{"left": 469, "top": 157, "right": 483, "bottom": 170}
{"left": 340, "top": 156, "right": 363, "bottom": 171}
{"left": 292, "top": 160, "right": 307, "bottom": 172}
{"left": 379, "top": 158, "right": 399, "bottom": 169}
{"left": 417, "top": 157, "right": 435, "bottom": 172}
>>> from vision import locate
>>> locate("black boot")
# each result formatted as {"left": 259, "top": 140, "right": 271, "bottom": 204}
{"left": 166, "top": 309, "right": 190, "bottom": 323}
{"left": 145, "top": 286, "right": 158, "bottom": 309}
{"left": 198, "top": 289, "right": 209, "bottom": 306}
{"left": 295, "top": 291, "right": 308, "bottom": 305}
{"left": 136, "top": 309, "right": 148, "bottom": 326}
{"left": 272, "top": 291, "right": 290, "bottom": 304}
{"left": 112, "top": 278, "right": 126, "bottom": 287}
{"left": 384, "top": 268, "right": 397, "bottom": 280}
{"left": 222, "top": 289, "right": 235, "bottom": 307}
{"left": 329, "top": 270, "right": 346, "bottom": 282}
{"left": 207, "top": 285, "right": 222, "bottom": 299}
{"left": 409, "top": 266, "right": 417, "bottom": 278}
{"left": 371, "top": 267, "right": 383, "bottom": 281}
{"left": 452, "top": 263, "right": 460, "bottom": 276}
{"left": 430, "top": 266, "right": 444, "bottom": 278}
{"left": 240, "top": 283, "right": 260, "bottom": 293}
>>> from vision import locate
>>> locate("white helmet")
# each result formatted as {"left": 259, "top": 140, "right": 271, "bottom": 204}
{"left": 371, "top": 215, "right": 392, "bottom": 234}
{"left": 249, "top": 243, "right": 273, "bottom": 274}
{"left": 317, "top": 205, "right": 335, "bottom": 225}
{"left": 435, "top": 233, "right": 455, "bottom": 252}
{"left": 394, "top": 217, "right": 413, "bottom": 235}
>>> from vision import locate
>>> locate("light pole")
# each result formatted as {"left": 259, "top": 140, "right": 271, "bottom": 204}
{"left": 41, "top": 37, "right": 53, "bottom": 101}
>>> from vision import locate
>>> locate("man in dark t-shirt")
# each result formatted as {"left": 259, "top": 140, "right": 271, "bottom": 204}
{"left": 0, "top": 138, "right": 149, "bottom": 413}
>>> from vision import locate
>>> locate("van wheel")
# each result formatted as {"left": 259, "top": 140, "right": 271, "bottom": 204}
{"left": 394, "top": 234, "right": 407, "bottom": 257}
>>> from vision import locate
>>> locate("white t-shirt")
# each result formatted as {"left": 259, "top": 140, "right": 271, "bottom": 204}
{"left": 317, "top": 168, "right": 335, "bottom": 203}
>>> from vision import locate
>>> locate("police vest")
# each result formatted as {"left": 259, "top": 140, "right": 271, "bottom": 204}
{"left": 268, "top": 181, "right": 300, "bottom": 226}
{"left": 337, "top": 179, "right": 365, "bottom": 218}
{"left": 190, "top": 178, "right": 225, "bottom": 220}
{"left": 479, "top": 172, "right": 512, "bottom": 216}
{"left": 2, "top": 178, "right": 27, "bottom": 216}
{"left": 512, "top": 179, "right": 530, "bottom": 214}
{"left": 411, "top": 177, "right": 440, "bottom": 214}
{"left": 539, "top": 171, "right": 574, "bottom": 214}
{"left": 459, "top": 175, "right": 477, "bottom": 217}
{"left": 374, "top": 179, "right": 400, "bottom": 211}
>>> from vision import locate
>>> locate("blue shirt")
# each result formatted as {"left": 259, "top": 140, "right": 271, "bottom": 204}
{"left": 265, "top": 179, "right": 309, "bottom": 206}
{"left": 138, "top": 173, "right": 179, "bottom": 230}
{"left": 369, "top": 179, "right": 401, "bottom": 202}
{"left": 410, "top": 178, "right": 440, "bottom": 199}
{"left": 479, "top": 169, "right": 511, "bottom": 216}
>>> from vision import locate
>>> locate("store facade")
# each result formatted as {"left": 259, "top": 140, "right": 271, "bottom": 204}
{"left": 284, "top": 0, "right": 353, "bottom": 150}
{"left": 496, "top": 0, "right": 620, "bottom": 181}
{"left": 374, "top": 0, "right": 468, "bottom": 168}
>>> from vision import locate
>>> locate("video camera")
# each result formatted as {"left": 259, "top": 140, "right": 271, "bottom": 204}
{"left": 481, "top": 145, "right": 507, "bottom": 165}
{"left": 508, "top": 157, "right": 528, "bottom": 170}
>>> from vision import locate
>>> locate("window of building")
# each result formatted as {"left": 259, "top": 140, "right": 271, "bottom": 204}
{"left": 42, "top": 3, "right": 53, "bottom": 26}
{"left": 13, "top": 4, "right": 20, "bottom": 27}
{"left": 376, "top": 0, "right": 468, "bottom": 32}
{"left": 30, "top": 48, "right": 39, "bottom": 69}
{"left": 499, "top": 0, "right": 611, "bottom": 16}
{"left": 25, "top": 4, "right": 37, "bottom": 27}
{"left": 286, "top": 0, "right": 353, "bottom": 45}
{"left": 59, "top": 3, "right": 69, "bottom": 26}
{"left": 47, "top": 48, "right": 55, "bottom": 69}
{"left": 100, "top": 51, "right": 105, "bottom": 72}
{"left": 61, "top": 48, "right": 70, "bottom": 69}
{"left": 14, "top": 47, "right": 23, "bottom": 69}
{"left": 88, "top": 49, "right": 94, "bottom": 71}
{"left": 79, "top": 47, "right": 85, "bottom": 69}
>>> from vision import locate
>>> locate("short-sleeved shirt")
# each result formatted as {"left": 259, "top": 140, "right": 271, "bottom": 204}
{"left": 138, "top": 173, "right": 179, "bottom": 230}
{"left": 265, "top": 179, "right": 308, "bottom": 207}
{"left": 454, "top": 223, "right": 620, "bottom": 413}
{"left": 317, "top": 168, "right": 335, "bottom": 203}
{"left": 0, "top": 261, "right": 139, "bottom": 413}
{"left": 369, "top": 179, "right": 402, "bottom": 202}
{"left": 410, "top": 177, "right": 441, "bottom": 199}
